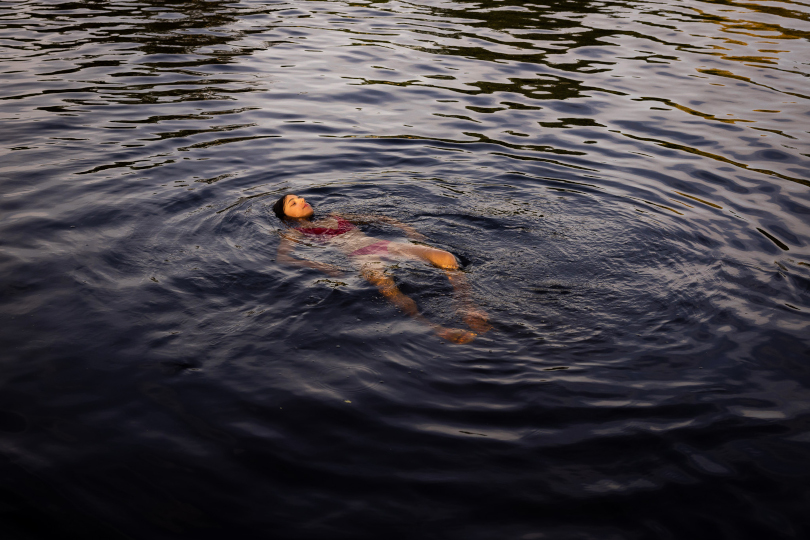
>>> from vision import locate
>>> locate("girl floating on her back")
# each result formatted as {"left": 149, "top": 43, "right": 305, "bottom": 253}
{"left": 273, "top": 194, "right": 490, "bottom": 343}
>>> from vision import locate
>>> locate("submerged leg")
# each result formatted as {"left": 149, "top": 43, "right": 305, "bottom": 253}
{"left": 360, "top": 266, "right": 476, "bottom": 344}
{"left": 387, "top": 243, "right": 459, "bottom": 270}
{"left": 360, "top": 267, "right": 419, "bottom": 317}
{"left": 446, "top": 270, "right": 492, "bottom": 334}
{"left": 388, "top": 243, "right": 491, "bottom": 334}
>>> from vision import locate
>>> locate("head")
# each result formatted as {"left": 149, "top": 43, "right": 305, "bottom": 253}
{"left": 272, "top": 193, "right": 314, "bottom": 221}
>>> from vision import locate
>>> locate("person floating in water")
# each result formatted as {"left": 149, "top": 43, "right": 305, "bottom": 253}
{"left": 272, "top": 193, "right": 491, "bottom": 343}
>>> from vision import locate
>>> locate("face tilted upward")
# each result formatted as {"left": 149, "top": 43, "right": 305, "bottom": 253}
{"left": 284, "top": 194, "right": 314, "bottom": 219}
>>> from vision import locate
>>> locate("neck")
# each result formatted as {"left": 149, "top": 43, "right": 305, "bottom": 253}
{"left": 292, "top": 216, "right": 313, "bottom": 226}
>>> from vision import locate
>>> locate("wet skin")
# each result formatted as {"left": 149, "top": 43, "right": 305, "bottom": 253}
{"left": 276, "top": 194, "right": 490, "bottom": 343}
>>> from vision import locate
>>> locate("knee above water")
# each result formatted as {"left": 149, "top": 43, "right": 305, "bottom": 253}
{"left": 434, "top": 251, "right": 458, "bottom": 270}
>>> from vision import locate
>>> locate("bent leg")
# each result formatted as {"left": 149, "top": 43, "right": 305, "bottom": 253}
{"left": 387, "top": 242, "right": 491, "bottom": 334}
{"left": 360, "top": 266, "right": 476, "bottom": 344}
{"left": 387, "top": 243, "right": 458, "bottom": 270}
{"left": 446, "top": 270, "right": 492, "bottom": 334}
{"left": 360, "top": 267, "right": 419, "bottom": 318}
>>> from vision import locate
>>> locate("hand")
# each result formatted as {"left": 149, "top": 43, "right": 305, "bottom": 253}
{"left": 321, "top": 264, "right": 344, "bottom": 278}
{"left": 405, "top": 228, "right": 428, "bottom": 241}
{"left": 311, "top": 262, "right": 343, "bottom": 277}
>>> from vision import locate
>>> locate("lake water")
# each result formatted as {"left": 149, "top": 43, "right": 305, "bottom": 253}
{"left": 1, "top": 0, "right": 809, "bottom": 538}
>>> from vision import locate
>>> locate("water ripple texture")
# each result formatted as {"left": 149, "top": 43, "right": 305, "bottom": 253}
{"left": 1, "top": 1, "right": 809, "bottom": 539}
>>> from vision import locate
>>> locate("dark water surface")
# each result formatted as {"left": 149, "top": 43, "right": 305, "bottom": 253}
{"left": 2, "top": 0, "right": 810, "bottom": 538}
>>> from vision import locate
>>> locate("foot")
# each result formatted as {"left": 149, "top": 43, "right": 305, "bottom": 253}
{"left": 436, "top": 327, "right": 477, "bottom": 344}
{"left": 462, "top": 309, "right": 492, "bottom": 334}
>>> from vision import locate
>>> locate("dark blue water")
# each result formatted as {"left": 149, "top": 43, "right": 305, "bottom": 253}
{"left": 1, "top": 0, "right": 809, "bottom": 538}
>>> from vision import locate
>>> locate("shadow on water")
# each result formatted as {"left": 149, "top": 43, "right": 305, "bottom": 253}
{"left": 1, "top": 0, "right": 810, "bottom": 538}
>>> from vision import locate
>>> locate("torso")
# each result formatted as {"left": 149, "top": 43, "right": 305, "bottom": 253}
{"left": 291, "top": 215, "right": 384, "bottom": 255}
{"left": 296, "top": 216, "right": 356, "bottom": 238}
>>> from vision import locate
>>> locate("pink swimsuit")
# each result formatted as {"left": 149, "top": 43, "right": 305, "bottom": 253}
{"left": 349, "top": 240, "right": 390, "bottom": 257}
{"left": 296, "top": 217, "right": 391, "bottom": 257}
{"left": 296, "top": 217, "right": 356, "bottom": 238}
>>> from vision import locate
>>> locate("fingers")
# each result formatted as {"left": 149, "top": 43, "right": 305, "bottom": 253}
{"left": 402, "top": 226, "right": 426, "bottom": 240}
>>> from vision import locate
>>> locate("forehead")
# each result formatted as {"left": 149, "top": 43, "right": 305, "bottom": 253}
{"left": 284, "top": 194, "right": 297, "bottom": 206}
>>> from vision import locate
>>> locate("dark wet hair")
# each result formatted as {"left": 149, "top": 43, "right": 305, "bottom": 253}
{"left": 272, "top": 194, "right": 290, "bottom": 220}
{"left": 272, "top": 193, "right": 314, "bottom": 224}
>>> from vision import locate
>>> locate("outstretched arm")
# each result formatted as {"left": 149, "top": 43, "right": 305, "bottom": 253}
{"left": 341, "top": 213, "right": 427, "bottom": 241}
{"left": 277, "top": 233, "right": 343, "bottom": 277}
